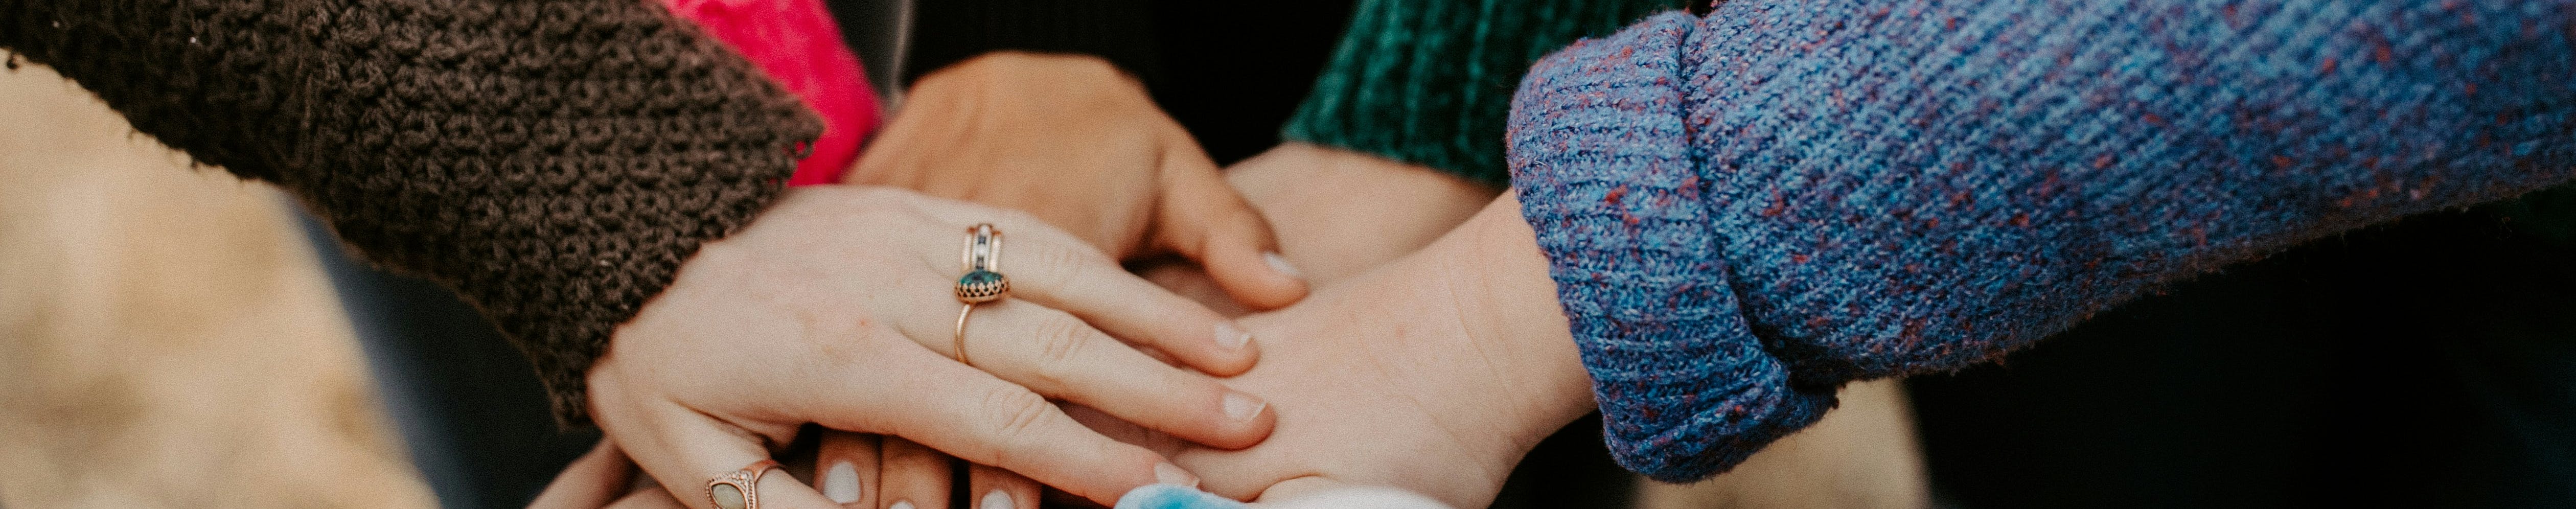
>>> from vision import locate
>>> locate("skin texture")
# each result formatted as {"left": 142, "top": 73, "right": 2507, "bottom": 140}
{"left": 1160, "top": 194, "right": 1596, "bottom": 508}
{"left": 847, "top": 52, "right": 1306, "bottom": 311}
{"left": 539, "top": 148, "right": 1527, "bottom": 509}
{"left": 579, "top": 187, "right": 1276, "bottom": 508}
{"left": 1142, "top": 144, "right": 1501, "bottom": 313}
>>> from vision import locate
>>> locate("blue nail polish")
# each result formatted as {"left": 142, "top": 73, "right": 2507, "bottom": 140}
{"left": 1115, "top": 484, "right": 1247, "bottom": 509}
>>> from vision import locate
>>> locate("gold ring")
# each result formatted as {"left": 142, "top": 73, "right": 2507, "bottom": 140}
{"left": 953, "top": 224, "right": 1006, "bottom": 365}
{"left": 706, "top": 459, "right": 781, "bottom": 509}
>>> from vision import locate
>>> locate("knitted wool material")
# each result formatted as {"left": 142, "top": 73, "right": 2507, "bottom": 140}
{"left": 1, "top": 0, "right": 822, "bottom": 426}
{"left": 1282, "top": 0, "right": 1685, "bottom": 186}
{"left": 1507, "top": 1, "right": 2576, "bottom": 480}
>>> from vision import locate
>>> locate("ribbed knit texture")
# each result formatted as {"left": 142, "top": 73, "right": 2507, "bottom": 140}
{"left": 0, "top": 0, "right": 822, "bottom": 426}
{"left": 902, "top": 0, "right": 1162, "bottom": 88}
{"left": 1282, "top": 0, "right": 1684, "bottom": 186}
{"left": 1507, "top": 1, "right": 2576, "bottom": 480}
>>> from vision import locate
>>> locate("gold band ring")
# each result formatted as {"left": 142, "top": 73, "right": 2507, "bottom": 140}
{"left": 953, "top": 224, "right": 1007, "bottom": 365}
{"left": 706, "top": 459, "right": 781, "bottom": 509}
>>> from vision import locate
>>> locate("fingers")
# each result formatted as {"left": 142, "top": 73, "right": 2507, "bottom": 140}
{"left": 997, "top": 223, "right": 1260, "bottom": 376}
{"left": 941, "top": 299, "right": 1275, "bottom": 449}
{"left": 589, "top": 395, "right": 843, "bottom": 509}
{"left": 877, "top": 437, "right": 949, "bottom": 509}
{"left": 816, "top": 432, "right": 881, "bottom": 508}
{"left": 800, "top": 342, "right": 1194, "bottom": 505}
{"left": 530, "top": 439, "right": 638, "bottom": 509}
{"left": 967, "top": 465, "right": 1042, "bottom": 509}
{"left": 1150, "top": 138, "right": 1308, "bottom": 310}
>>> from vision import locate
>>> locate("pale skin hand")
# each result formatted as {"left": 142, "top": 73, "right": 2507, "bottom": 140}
{"left": 545, "top": 146, "right": 1505, "bottom": 508}
{"left": 1152, "top": 193, "right": 1598, "bottom": 508}
{"left": 841, "top": 53, "right": 1310, "bottom": 508}
{"left": 848, "top": 51, "right": 1306, "bottom": 311}
{"left": 1142, "top": 143, "right": 1502, "bottom": 314}
{"left": 575, "top": 187, "right": 1284, "bottom": 508}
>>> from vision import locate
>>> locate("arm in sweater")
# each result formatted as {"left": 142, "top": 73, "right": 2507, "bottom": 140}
{"left": 1281, "top": 0, "right": 1685, "bottom": 187}
{"left": 1506, "top": 1, "right": 2576, "bottom": 480}
{"left": 0, "top": 0, "right": 821, "bottom": 425}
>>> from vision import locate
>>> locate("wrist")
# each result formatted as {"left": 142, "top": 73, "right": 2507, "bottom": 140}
{"left": 1431, "top": 193, "right": 1597, "bottom": 441}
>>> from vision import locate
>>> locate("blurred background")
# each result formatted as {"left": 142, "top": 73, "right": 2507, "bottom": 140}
{"left": 0, "top": 64, "right": 437, "bottom": 508}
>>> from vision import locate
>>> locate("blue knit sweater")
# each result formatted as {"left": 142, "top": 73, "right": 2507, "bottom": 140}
{"left": 1506, "top": 0, "right": 2576, "bottom": 481}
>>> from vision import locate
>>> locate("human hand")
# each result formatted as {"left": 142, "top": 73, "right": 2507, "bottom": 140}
{"left": 848, "top": 52, "right": 1306, "bottom": 310}
{"left": 1160, "top": 194, "right": 1596, "bottom": 507}
{"left": 1138, "top": 143, "right": 1499, "bottom": 315}
{"left": 582, "top": 186, "right": 1279, "bottom": 507}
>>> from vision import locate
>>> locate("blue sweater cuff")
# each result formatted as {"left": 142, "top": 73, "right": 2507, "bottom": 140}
{"left": 1505, "top": 12, "right": 1834, "bottom": 481}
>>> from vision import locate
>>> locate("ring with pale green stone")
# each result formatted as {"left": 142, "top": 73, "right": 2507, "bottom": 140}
{"left": 954, "top": 223, "right": 1007, "bottom": 366}
{"left": 705, "top": 459, "right": 780, "bottom": 509}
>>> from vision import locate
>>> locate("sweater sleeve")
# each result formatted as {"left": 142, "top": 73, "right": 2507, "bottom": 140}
{"left": 1280, "top": 0, "right": 1685, "bottom": 187}
{"left": 0, "top": 0, "right": 822, "bottom": 426}
{"left": 1506, "top": 1, "right": 2576, "bottom": 480}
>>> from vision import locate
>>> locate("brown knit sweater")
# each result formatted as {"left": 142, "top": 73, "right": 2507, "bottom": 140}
{"left": 1, "top": 0, "right": 823, "bottom": 425}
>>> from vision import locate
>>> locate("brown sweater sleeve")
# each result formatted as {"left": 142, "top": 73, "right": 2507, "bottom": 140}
{"left": 1, "top": 0, "right": 822, "bottom": 426}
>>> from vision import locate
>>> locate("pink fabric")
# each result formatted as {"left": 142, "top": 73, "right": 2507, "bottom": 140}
{"left": 662, "top": 0, "right": 880, "bottom": 186}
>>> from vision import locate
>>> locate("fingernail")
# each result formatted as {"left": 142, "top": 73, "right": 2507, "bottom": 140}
{"left": 1222, "top": 391, "right": 1266, "bottom": 422}
{"left": 1262, "top": 252, "right": 1303, "bottom": 280}
{"left": 822, "top": 460, "right": 860, "bottom": 504}
{"left": 889, "top": 502, "right": 916, "bottom": 509}
{"left": 1213, "top": 322, "right": 1253, "bottom": 351}
{"left": 980, "top": 490, "right": 1014, "bottom": 509}
{"left": 1154, "top": 461, "right": 1201, "bottom": 488}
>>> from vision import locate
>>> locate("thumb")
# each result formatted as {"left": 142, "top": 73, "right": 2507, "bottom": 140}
{"left": 1152, "top": 140, "right": 1308, "bottom": 310}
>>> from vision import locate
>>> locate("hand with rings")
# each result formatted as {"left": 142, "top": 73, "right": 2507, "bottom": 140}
{"left": 573, "top": 186, "right": 1279, "bottom": 508}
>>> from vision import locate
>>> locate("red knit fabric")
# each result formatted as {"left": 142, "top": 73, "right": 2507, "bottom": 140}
{"left": 662, "top": 0, "right": 880, "bottom": 185}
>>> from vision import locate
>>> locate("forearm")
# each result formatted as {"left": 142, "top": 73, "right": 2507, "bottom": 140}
{"left": 1508, "top": 0, "right": 2576, "bottom": 479}
{"left": 1, "top": 0, "right": 822, "bottom": 425}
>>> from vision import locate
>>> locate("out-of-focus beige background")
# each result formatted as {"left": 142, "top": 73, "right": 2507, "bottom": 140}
{"left": 0, "top": 64, "right": 437, "bottom": 508}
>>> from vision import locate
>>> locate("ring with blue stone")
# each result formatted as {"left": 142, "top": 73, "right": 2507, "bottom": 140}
{"left": 954, "top": 223, "right": 1006, "bottom": 366}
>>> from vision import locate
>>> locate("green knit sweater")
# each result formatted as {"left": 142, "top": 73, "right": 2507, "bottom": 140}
{"left": 1281, "top": 0, "right": 1686, "bottom": 186}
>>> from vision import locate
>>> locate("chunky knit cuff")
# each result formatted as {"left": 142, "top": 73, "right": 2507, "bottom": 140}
{"left": 1505, "top": 13, "right": 1834, "bottom": 481}
{"left": 902, "top": 0, "right": 1162, "bottom": 90}
{"left": 1, "top": 0, "right": 822, "bottom": 427}
{"left": 1282, "top": 0, "right": 1683, "bottom": 187}
{"left": 1511, "top": 0, "right": 2575, "bottom": 481}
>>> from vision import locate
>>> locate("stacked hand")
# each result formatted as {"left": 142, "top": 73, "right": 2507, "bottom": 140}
{"left": 535, "top": 47, "right": 1584, "bottom": 509}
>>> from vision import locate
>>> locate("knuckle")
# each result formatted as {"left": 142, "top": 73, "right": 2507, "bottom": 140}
{"left": 976, "top": 388, "right": 1056, "bottom": 456}
{"left": 1026, "top": 316, "right": 1094, "bottom": 388}
{"left": 1023, "top": 242, "right": 1095, "bottom": 291}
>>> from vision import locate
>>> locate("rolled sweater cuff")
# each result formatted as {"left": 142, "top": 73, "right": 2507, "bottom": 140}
{"left": 1505, "top": 12, "right": 1833, "bottom": 481}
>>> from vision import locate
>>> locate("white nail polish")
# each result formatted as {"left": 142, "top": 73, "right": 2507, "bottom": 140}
{"left": 1262, "top": 252, "right": 1304, "bottom": 279}
{"left": 1214, "top": 322, "right": 1253, "bottom": 351}
{"left": 979, "top": 490, "right": 1014, "bottom": 509}
{"left": 888, "top": 501, "right": 915, "bottom": 509}
{"left": 1223, "top": 391, "right": 1266, "bottom": 422}
{"left": 822, "top": 460, "right": 860, "bottom": 504}
{"left": 1155, "top": 462, "right": 1201, "bottom": 488}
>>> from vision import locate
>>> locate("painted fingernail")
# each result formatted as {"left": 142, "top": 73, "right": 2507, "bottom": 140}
{"left": 822, "top": 460, "right": 860, "bottom": 504}
{"left": 1222, "top": 391, "right": 1266, "bottom": 422}
{"left": 980, "top": 490, "right": 1014, "bottom": 509}
{"left": 1213, "top": 322, "right": 1253, "bottom": 351}
{"left": 1154, "top": 461, "right": 1201, "bottom": 488}
{"left": 888, "top": 502, "right": 916, "bottom": 509}
{"left": 1262, "top": 252, "right": 1303, "bottom": 280}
